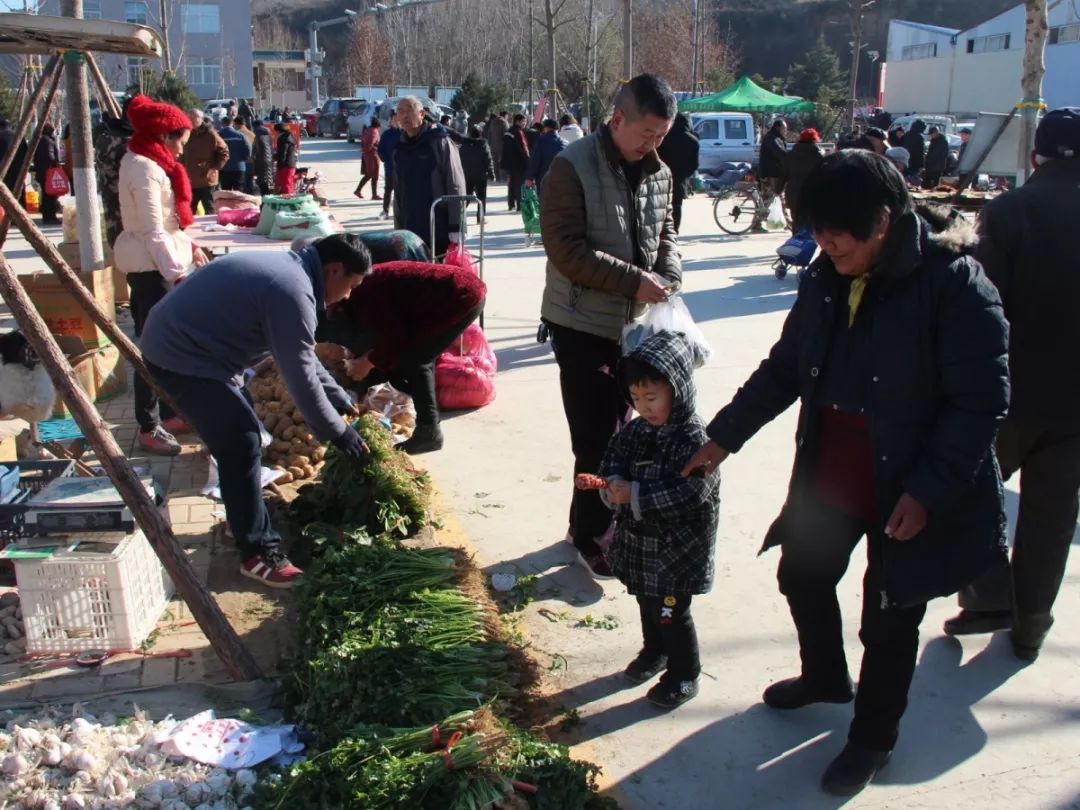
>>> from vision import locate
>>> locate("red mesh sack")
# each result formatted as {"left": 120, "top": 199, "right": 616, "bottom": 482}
{"left": 217, "top": 208, "right": 261, "bottom": 227}
{"left": 436, "top": 324, "right": 497, "bottom": 410}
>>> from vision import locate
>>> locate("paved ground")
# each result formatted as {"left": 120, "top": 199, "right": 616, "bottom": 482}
{"left": 1, "top": 135, "right": 1078, "bottom": 808}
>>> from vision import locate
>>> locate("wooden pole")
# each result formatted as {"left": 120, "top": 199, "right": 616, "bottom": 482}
{"left": 0, "top": 254, "right": 262, "bottom": 681}
{"left": 0, "top": 179, "right": 185, "bottom": 419}
{"left": 61, "top": 0, "right": 105, "bottom": 277}
{"left": 0, "top": 56, "right": 60, "bottom": 185}
{"left": 0, "top": 59, "right": 63, "bottom": 248}
{"left": 85, "top": 52, "right": 122, "bottom": 120}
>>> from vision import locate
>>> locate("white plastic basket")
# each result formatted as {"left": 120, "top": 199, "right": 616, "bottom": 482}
{"left": 15, "top": 531, "right": 174, "bottom": 654}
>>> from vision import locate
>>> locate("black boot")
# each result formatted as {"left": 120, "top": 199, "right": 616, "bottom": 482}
{"left": 398, "top": 423, "right": 444, "bottom": 455}
{"left": 821, "top": 743, "right": 891, "bottom": 796}
{"left": 942, "top": 609, "right": 1011, "bottom": 636}
{"left": 624, "top": 650, "right": 667, "bottom": 684}
{"left": 1011, "top": 612, "right": 1053, "bottom": 661}
{"left": 763, "top": 675, "right": 854, "bottom": 710}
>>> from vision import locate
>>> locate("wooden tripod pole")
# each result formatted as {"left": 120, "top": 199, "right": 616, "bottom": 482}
{"left": 0, "top": 254, "right": 262, "bottom": 681}
{"left": 0, "top": 56, "right": 60, "bottom": 184}
{"left": 0, "top": 59, "right": 63, "bottom": 248}
{"left": 84, "top": 52, "right": 122, "bottom": 121}
{"left": 0, "top": 179, "right": 186, "bottom": 420}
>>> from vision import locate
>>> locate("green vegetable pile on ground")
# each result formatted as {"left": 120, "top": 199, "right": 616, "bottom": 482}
{"left": 255, "top": 420, "right": 614, "bottom": 809}
{"left": 286, "top": 414, "right": 430, "bottom": 538}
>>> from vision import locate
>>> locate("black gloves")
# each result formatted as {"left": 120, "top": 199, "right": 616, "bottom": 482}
{"left": 332, "top": 426, "right": 369, "bottom": 459}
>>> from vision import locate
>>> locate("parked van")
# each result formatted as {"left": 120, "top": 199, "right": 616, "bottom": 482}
{"left": 691, "top": 112, "right": 758, "bottom": 170}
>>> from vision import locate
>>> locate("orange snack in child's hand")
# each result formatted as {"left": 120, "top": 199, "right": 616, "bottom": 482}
{"left": 575, "top": 473, "right": 608, "bottom": 490}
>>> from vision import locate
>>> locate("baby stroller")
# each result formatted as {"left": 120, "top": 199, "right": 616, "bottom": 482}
{"left": 773, "top": 227, "right": 818, "bottom": 280}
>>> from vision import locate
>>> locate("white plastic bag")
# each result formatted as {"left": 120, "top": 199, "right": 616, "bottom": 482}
{"left": 621, "top": 295, "right": 713, "bottom": 368}
{"left": 766, "top": 196, "right": 787, "bottom": 230}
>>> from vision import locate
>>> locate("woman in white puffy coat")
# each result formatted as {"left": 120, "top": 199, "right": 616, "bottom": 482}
{"left": 114, "top": 95, "right": 208, "bottom": 455}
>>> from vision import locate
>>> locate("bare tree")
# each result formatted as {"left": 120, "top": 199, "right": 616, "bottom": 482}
{"left": 1020, "top": 0, "right": 1049, "bottom": 182}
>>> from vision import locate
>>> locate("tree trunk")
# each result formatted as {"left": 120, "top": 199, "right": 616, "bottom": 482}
{"left": 622, "top": 0, "right": 633, "bottom": 79}
{"left": 545, "top": 0, "right": 557, "bottom": 110}
{"left": 1019, "top": 0, "right": 1048, "bottom": 184}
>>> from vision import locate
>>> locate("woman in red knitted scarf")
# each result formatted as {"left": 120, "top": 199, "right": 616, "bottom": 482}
{"left": 114, "top": 94, "right": 207, "bottom": 456}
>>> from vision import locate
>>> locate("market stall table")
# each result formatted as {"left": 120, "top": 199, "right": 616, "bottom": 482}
{"left": 189, "top": 212, "right": 341, "bottom": 256}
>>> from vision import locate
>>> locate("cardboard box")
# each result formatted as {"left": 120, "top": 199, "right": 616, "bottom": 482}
{"left": 55, "top": 242, "right": 126, "bottom": 305}
{"left": 22, "top": 266, "right": 116, "bottom": 350}
{"left": 51, "top": 335, "right": 128, "bottom": 418}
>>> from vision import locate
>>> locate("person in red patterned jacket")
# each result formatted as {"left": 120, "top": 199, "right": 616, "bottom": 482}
{"left": 317, "top": 233, "right": 486, "bottom": 455}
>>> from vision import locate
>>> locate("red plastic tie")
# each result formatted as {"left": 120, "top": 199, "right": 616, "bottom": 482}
{"left": 431, "top": 725, "right": 441, "bottom": 747}
{"left": 441, "top": 731, "right": 463, "bottom": 769}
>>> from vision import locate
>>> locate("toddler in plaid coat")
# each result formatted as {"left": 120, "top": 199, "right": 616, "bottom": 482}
{"left": 598, "top": 330, "right": 720, "bottom": 709}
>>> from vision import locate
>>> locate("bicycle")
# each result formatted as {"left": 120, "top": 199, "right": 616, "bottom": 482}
{"left": 710, "top": 181, "right": 788, "bottom": 235}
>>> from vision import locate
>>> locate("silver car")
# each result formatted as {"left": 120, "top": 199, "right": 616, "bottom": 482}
{"left": 346, "top": 101, "right": 380, "bottom": 143}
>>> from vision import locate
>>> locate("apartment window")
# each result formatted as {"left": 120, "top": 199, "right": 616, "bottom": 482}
{"left": 184, "top": 56, "right": 221, "bottom": 87}
{"left": 84, "top": 0, "right": 102, "bottom": 19}
{"left": 126, "top": 56, "right": 151, "bottom": 85}
{"left": 901, "top": 42, "right": 937, "bottom": 60}
{"left": 124, "top": 1, "right": 148, "bottom": 25}
{"left": 182, "top": 3, "right": 220, "bottom": 35}
{"left": 1049, "top": 22, "right": 1080, "bottom": 45}
{"left": 966, "top": 33, "right": 1011, "bottom": 53}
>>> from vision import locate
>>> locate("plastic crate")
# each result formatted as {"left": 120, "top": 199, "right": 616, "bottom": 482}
{"left": 14, "top": 530, "right": 174, "bottom": 654}
{"left": 0, "top": 460, "right": 77, "bottom": 545}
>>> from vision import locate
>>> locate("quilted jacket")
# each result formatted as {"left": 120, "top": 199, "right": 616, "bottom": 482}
{"left": 599, "top": 330, "right": 720, "bottom": 596}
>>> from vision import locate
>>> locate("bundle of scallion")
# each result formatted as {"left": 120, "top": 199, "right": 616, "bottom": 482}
{"left": 251, "top": 711, "right": 509, "bottom": 810}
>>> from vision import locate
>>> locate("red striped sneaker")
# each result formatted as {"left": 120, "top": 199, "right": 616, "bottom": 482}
{"left": 240, "top": 549, "right": 302, "bottom": 589}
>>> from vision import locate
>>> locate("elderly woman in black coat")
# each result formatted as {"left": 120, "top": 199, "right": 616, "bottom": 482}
{"left": 684, "top": 150, "right": 1010, "bottom": 796}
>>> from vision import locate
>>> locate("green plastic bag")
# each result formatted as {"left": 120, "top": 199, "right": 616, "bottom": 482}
{"left": 269, "top": 210, "right": 335, "bottom": 241}
{"left": 520, "top": 186, "right": 540, "bottom": 235}
{"left": 255, "top": 196, "right": 320, "bottom": 236}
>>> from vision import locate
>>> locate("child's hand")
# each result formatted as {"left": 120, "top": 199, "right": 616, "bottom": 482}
{"left": 607, "top": 480, "right": 631, "bottom": 505}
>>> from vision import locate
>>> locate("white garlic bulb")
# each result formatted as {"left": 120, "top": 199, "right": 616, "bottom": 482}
{"left": 2, "top": 752, "right": 29, "bottom": 775}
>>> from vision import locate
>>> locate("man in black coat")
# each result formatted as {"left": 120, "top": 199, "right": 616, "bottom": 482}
{"left": 922, "top": 126, "right": 950, "bottom": 188}
{"left": 657, "top": 112, "right": 699, "bottom": 233}
{"left": 501, "top": 113, "right": 530, "bottom": 211}
{"left": 901, "top": 119, "right": 927, "bottom": 181}
{"left": 758, "top": 118, "right": 788, "bottom": 224}
{"left": 684, "top": 151, "right": 1009, "bottom": 796}
{"left": 944, "top": 107, "right": 1080, "bottom": 662}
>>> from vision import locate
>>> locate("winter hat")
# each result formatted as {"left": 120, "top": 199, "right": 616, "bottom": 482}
{"left": 1035, "top": 107, "right": 1080, "bottom": 159}
{"left": 798, "top": 128, "right": 820, "bottom": 143}
{"left": 885, "top": 146, "right": 910, "bottom": 170}
{"left": 125, "top": 94, "right": 190, "bottom": 136}
{"left": 865, "top": 127, "right": 887, "bottom": 141}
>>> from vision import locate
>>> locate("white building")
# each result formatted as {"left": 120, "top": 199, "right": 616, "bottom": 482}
{"left": 883, "top": 3, "right": 1080, "bottom": 116}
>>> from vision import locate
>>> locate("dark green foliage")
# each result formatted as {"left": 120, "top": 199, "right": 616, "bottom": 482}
{"left": 125, "top": 70, "right": 201, "bottom": 112}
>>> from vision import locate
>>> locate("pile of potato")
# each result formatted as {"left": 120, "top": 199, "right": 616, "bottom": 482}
{"left": 249, "top": 365, "right": 328, "bottom": 485}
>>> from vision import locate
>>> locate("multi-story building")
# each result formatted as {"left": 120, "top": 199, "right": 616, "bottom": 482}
{"left": 37, "top": 0, "right": 253, "bottom": 101}
{"left": 883, "top": 2, "right": 1079, "bottom": 116}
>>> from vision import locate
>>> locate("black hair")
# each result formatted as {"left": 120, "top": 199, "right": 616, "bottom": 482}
{"left": 560, "top": 113, "right": 575, "bottom": 127}
{"left": 440, "top": 115, "right": 451, "bottom": 124}
{"left": 619, "top": 355, "right": 668, "bottom": 390}
{"left": 796, "top": 149, "right": 913, "bottom": 241}
{"left": 531, "top": 121, "right": 543, "bottom": 131}
{"left": 513, "top": 113, "right": 527, "bottom": 124}
{"left": 542, "top": 118, "right": 558, "bottom": 130}
{"left": 499, "top": 111, "right": 509, "bottom": 117}
{"left": 369, "top": 118, "right": 380, "bottom": 128}
{"left": 232, "top": 117, "right": 245, "bottom": 127}
{"left": 614, "top": 73, "right": 677, "bottom": 121}
{"left": 468, "top": 125, "right": 481, "bottom": 138}
{"left": 314, "top": 233, "right": 372, "bottom": 277}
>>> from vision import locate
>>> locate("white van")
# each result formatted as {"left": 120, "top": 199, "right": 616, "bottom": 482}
{"left": 692, "top": 112, "right": 757, "bottom": 170}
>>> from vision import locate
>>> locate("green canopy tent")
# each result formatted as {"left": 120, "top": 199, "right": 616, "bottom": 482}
{"left": 678, "top": 75, "right": 815, "bottom": 114}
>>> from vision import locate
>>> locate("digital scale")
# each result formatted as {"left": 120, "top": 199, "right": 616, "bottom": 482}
{"left": 23, "top": 476, "right": 155, "bottom": 536}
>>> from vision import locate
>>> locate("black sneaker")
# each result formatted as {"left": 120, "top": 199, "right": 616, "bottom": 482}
{"left": 942, "top": 609, "right": 1011, "bottom": 636}
{"left": 762, "top": 676, "right": 854, "bottom": 710}
{"left": 624, "top": 650, "right": 667, "bottom": 684}
{"left": 821, "top": 743, "right": 891, "bottom": 796}
{"left": 398, "top": 423, "right": 444, "bottom": 455}
{"left": 646, "top": 677, "right": 699, "bottom": 709}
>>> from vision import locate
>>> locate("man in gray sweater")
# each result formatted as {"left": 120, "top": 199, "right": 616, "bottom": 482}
{"left": 141, "top": 234, "right": 372, "bottom": 589}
